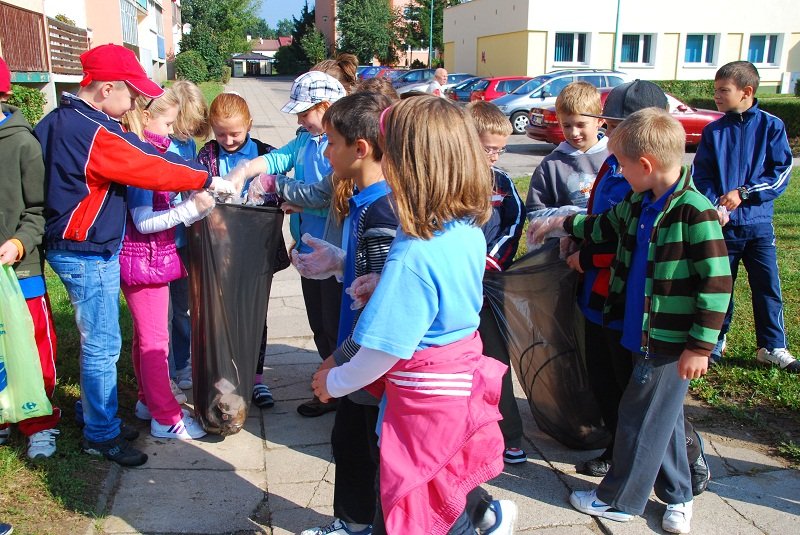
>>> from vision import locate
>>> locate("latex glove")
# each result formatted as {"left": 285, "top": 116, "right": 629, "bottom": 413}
{"left": 209, "top": 176, "right": 237, "bottom": 196}
{"left": 559, "top": 236, "right": 579, "bottom": 260}
{"left": 246, "top": 174, "right": 278, "bottom": 205}
{"left": 345, "top": 273, "right": 380, "bottom": 310}
{"left": 716, "top": 205, "right": 730, "bottom": 226}
{"left": 526, "top": 215, "right": 567, "bottom": 249}
{"left": 225, "top": 160, "right": 252, "bottom": 196}
{"left": 290, "top": 233, "right": 345, "bottom": 280}
{"left": 191, "top": 190, "right": 216, "bottom": 217}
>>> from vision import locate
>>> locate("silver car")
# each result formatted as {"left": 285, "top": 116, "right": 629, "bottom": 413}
{"left": 396, "top": 72, "right": 476, "bottom": 95}
{"left": 491, "top": 69, "right": 630, "bottom": 134}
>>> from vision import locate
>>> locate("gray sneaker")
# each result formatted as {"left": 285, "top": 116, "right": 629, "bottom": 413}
{"left": 756, "top": 348, "right": 800, "bottom": 373}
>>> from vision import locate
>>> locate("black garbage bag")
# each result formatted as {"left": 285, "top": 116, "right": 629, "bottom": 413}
{"left": 483, "top": 240, "right": 610, "bottom": 450}
{"left": 187, "top": 203, "right": 284, "bottom": 435}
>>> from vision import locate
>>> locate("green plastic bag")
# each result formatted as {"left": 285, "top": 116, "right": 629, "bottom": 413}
{"left": 0, "top": 265, "right": 53, "bottom": 424}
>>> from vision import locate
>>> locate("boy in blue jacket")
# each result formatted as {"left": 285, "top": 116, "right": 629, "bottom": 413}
{"left": 692, "top": 61, "right": 796, "bottom": 371}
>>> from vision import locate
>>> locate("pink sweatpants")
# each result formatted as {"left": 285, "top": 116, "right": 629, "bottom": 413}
{"left": 121, "top": 282, "right": 182, "bottom": 425}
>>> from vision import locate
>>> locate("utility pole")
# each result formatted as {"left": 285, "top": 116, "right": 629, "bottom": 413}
{"left": 612, "top": 0, "right": 621, "bottom": 70}
{"left": 428, "top": 0, "right": 434, "bottom": 67}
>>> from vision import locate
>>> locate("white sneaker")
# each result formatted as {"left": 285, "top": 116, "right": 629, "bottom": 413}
{"left": 171, "top": 379, "right": 188, "bottom": 404}
{"left": 569, "top": 489, "right": 633, "bottom": 522}
{"left": 300, "top": 519, "right": 371, "bottom": 535}
{"left": 151, "top": 415, "right": 206, "bottom": 440}
{"left": 662, "top": 501, "right": 692, "bottom": 534}
{"left": 175, "top": 366, "right": 193, "bottom": 390}
{"left": 136, "top": 400, "right": 190, "bottom": 421}
{"left": 756, "top": 348, "right": 800, "bottom": 373}
{"left": 482, "top": 500, "right": 518, "bottom": 534}
{"left": 27, "top": 428, "right": 59, "bottom": 459}
{"left": 0, "top": 427, "right": 10, "bottom": 445}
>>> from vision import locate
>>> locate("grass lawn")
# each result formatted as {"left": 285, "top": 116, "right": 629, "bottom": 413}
{"left": 2, "top": 170, "right": 799, "bottom": 533}
{"left": 163, "top": 80, "right": 224, "bottom": 106}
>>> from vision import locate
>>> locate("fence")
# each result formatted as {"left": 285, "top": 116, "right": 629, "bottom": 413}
{"left": 0, "top": 3, "right": 48, "bottom": 72}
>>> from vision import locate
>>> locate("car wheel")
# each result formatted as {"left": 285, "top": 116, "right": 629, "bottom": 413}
{"left": 511, "top": 111, "right": 529, "bottom": 135}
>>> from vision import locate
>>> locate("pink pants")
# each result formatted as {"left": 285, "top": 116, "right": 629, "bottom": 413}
{"left": 121, "top": 282, "right": 182, "bottom": 425}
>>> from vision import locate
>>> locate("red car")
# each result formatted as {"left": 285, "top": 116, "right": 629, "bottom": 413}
{"left": 469, "top": 76, "right": 531, "bottom": 102}
{"left": 525, "top": 87, "right": 723, "bottom": 146}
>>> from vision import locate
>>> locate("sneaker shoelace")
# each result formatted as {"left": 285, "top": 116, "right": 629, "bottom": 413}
{"left": 771, "top": 348, "right": 797, "bottom": 367}
{"left": 30, "top": 428, "right": 60, "bottom": 447}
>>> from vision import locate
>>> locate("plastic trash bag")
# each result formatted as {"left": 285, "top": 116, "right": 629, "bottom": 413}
{"left": 187, "top": 203, "right": 284, "bottom": 435}
{"left": 0, "top": 265, "right": 53, "bottom": 424}
{"left": 484, "top": 240, "right": 610, "bottom": 450}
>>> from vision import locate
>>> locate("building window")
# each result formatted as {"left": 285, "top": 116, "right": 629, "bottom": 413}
{"left": 121, "top": 0, "right": 138, "bottom": 46}
{"left": 685, "top": 34, "right": 715, "bottom": 64}
{"left": 554, "top": 32, "right": 587, "bottom": 63}
{"left": 621, "top": 34, "right": 653, "bottom": 64}
{"left": 748, "top": 34, "right": 779, "bottom": 65}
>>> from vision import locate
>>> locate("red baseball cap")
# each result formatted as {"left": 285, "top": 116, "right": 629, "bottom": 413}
{"left": 0, "top": 57, "right": 10, "bottom": 94}
{"left": 80, "top": 44, "right": 163, "bottom": 99}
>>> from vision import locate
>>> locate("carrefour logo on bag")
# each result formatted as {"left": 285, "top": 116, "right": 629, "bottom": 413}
{"left": 22, "top": 402, "right": 38, "bottom": 412}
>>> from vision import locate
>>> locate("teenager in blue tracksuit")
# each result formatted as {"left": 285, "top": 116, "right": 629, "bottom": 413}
{"left": 692, "top": 61, "right": 795, "bottom": 371}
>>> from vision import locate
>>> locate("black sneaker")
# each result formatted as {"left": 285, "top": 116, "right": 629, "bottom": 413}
{"left": 577, "top": 456, "right": 611, "bottom": 477}
{"left": 82, "top": 435, "right": 148, "bottom": 467}
{"left": 120, "top": 422, "right": 140, "bottom": 441}
{"left": 689, "top": 432, "right": 710, "bottom": 495}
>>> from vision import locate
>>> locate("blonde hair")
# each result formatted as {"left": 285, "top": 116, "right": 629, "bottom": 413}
{"left": 313, "top": 53, "right": 359, "bottom": 94}
{"left": 465, "top": 100, "right": 512, "bottom": 137}
{"left": 121, "top": 88, "right": 180, "bottom": 141}
{"left": 555, "top": 81, "right": 602, "bottom": 117}
{"left": 607, "top": 108, "right": 685, "bottom": 170}
{"left": 381, "top": 96, "right": 492, "bottom": 239}
{"left": 171, "top": 80, "right": 210, "bottom": 141}
{"left": 209, "top": 92, "right": 253, "bottom": 129}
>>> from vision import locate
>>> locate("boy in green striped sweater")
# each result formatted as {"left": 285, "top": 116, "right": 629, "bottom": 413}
{"left": 533, "top": 108, "right": 732, "bottom": 534}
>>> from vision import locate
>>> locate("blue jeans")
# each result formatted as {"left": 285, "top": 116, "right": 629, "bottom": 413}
{"left": 47, "top": 250, "right": 122, "bottom": 442}
{"left": 720, "top": 223, "right": 787, "bottom": 349}
{"left": 168, "top": 274, "right": 191, "bottom": 376}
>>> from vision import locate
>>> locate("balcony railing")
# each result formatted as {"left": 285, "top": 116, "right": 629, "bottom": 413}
{"left": 0, "top": 3, "right": 49, "bottom": 73}
{"left": 47, "top": 17, "right": 89, "bottom": 76}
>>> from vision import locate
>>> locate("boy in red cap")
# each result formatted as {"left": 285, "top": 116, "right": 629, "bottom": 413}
{"left": 0, "top": 56, "right": 63, "bottom": 460}
{"left": 34, "top": 44, "right": 233, "bottom": 467}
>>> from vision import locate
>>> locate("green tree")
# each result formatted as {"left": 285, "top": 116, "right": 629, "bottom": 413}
{"left": 276, "top": 18, "right": 294, "bottom": 36}
{"left": 403, "top": 0, "right": 460, "bottom": 53}
{"left": 245, "top": 18, "right": 276, "bottom": 39}
{"left": 301, "top": 28, "right": 329, "bottom": 65}
{"left": 181, "top": 0, "right": 260, "bottom": 80}
{"left": 273, "top": 2, "right": 316, "bottom": 74}
{"left": 337, "top": 0, "right": 402, "bottom": 65}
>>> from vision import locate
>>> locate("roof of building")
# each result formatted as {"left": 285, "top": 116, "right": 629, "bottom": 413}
{"left": 251, "top": 36, "right": 293, "bottom": 51}
{"left": 233, "top": 52, "right": 274, "bottom": 61}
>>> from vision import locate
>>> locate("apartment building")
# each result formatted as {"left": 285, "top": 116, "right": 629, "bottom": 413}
{"left": 444, "top": 0, "right": 800, "bottom": 93}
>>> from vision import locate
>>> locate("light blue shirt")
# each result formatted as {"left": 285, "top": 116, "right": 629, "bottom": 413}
{"left": 166, "top": 138, "right": 197, "bottom": 248}
{"left": 352, "top": 220, "right": 486, "bottom": 359}
{"left": 218, "top": 135, "right": 260, "bottom": 177}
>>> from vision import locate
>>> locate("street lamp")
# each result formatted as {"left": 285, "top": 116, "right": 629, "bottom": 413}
{"left": 428, "top": 0, "right": 434, "bottom": 67}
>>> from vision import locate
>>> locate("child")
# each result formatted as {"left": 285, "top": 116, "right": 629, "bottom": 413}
{"left": 34, "top": 44, "right": 233, "bottom": 466}
{"left": 311, "top": 95, "right": 512, "bottom": 535}
{"left": 526, "top": 81, "right": 608, "bottom": 219}
{"left": 692, "top": 61, "right": 796, "bottom": 370}
{"left": 167, "top": 80, "right": 212, "bottom": 391}
{"left": 534, "top": 108, "right": 732, "bottom": 534}
{"left": 226, "top": 71, "right": 347, "bottom": 418}
{"left": 119, "top": 89, "right": 213, "bottom": 439}
{"left": 196, "top": 92, "right": 280, "bottom": 409}
{"left": 465, "top": 100, "right": 527, "bottom": 464}
{"left": 0, "top": 56, "right": 61, "bottom": 459}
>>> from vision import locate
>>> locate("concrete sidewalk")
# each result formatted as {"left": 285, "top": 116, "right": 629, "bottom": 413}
{"left": 93, "top": 76, "right": 800, "bottom": 535}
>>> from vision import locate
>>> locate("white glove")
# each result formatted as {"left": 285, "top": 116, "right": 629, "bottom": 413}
{"left": 345, "top": 273, "right": 380, "bottom": 310}
{"left": 716, "top": 205, "right": 730, "bottom": 226}
{"left": 246, "top": 174, "right": 278, "bottom": 206}
{"left": 225, "top": 160, "right": 253, "bottom": 196}
{"left": 290, "top": 233, "right": 346, "bottom": 281}
{"left": 209, "top": 176, "right": 236, "bottom": 196}
{"left": 191, "top": 190, "right": 216, "bottom": 219}
{"left": 526, "top": 206, "right": 584, "bottom": 250}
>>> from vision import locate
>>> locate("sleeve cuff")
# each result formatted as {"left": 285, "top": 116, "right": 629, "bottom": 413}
{"left": 10, "top": 238, "right": 24, "bottom": 261}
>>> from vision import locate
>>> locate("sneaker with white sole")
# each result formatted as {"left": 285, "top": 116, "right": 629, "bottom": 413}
{"left": 171, "top": 379, "right": 188, "bottom": 403}
{"left": 27, "top": 428, "right": 59, "bottom": 459}
{"left": 150, "top": 415, "right": 206, "bottom": 440}
{"left": 503, "top": 447, "right": 527, "bottom": 464}
{"left": 569, "top": 489, "right": 633, "bottom": 522}
{"left": 0, "top": 427, "right": 10, "bottom": 445}
{"left": 662, "top": 501, "right": 692, "bottom": 534}
{"left": 136, "top": 400, "right": 190, "bottom": 421}
{"left": 709, "top": 336, "right": 727, "bottom": 365}
{"left": 481, "top": 500, "right": 517, "bottom": 535}
{"left": 175, "top": 366, "right": 192, "bottom": 390}
{"left": 756, "top": 348, "right": 800, "bottom": 373}
{"left": 300, "top": 518, "right": 371, "bottom": 535}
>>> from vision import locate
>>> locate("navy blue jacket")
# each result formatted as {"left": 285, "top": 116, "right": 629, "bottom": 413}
{"left": 35, "top": 93, "right": 211, "bottom": 256}
{"left": 692, "top": 100, "right": 792, "bottom": 227}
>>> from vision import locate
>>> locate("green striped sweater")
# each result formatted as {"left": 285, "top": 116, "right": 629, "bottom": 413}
{"left": 566, "top": 166, "right": 732, "bottom": 358}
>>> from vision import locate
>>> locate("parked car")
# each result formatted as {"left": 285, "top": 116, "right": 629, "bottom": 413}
{"left": 492, "top": 69, "right": 630, "bottom": 134}
{"left": 445, "top": 76, "right": 484, "bottom": 102}
{"left": 358, "top": 65, "right": 391, "bottom": 79}
{"left": 525, "top": 87, "right": 724, "bottom": 146}
{"left": 391, "top": 68, "right": 435, "bottom": 88}
{"left": 378, "top": 68, "right": 407, "bottom": 80}
{"left": 396, "top": 72, "right": 476, "bottom": 94}
{"left": 469, "top": 76, "right": 531, "bottom": 103}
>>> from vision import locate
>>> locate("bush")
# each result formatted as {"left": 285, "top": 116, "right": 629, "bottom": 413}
{"left": 220, "top": 65, "right": 231, "bottom": 84}
{"left": 653, "top": 80, "right": 715, "bottom": 101}
{"left": 273, "top": 45, "right": 308, "bottom": 75}
{"left": 175, "top": 50, "right": 208, "bottom": 83}
{"left": 7, "top": 84, "right": 46, "bottom": 124}
{"left": 410, "top": 59, "right": 426, "bottom": 69}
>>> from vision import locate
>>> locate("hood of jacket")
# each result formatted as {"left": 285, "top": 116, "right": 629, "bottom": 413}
{"left": 0, "top": 104, "right": 32, "bottom": 140}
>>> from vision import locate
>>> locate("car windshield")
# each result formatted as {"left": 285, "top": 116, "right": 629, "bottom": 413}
{"left": 473, "top": 80, "right": 490, "bottom": 90}
{"left": 454, "top": 77, "right": 480, "bottom": 90}
{"left": 511, "top": 76, "right": 549, "bottom": 95}
{"left": 386, "top": 70, "right": 406, "bottom": 79}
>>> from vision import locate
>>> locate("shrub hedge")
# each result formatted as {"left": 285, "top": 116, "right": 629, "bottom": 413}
{"left": 221, "top": 65, "right": 231, "bottom": 84}
{"left": 175, "top": 50, "right": 208, "bottom": 84}
{"left": 7, "top": 84, "right": 46, "bottom": 124}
